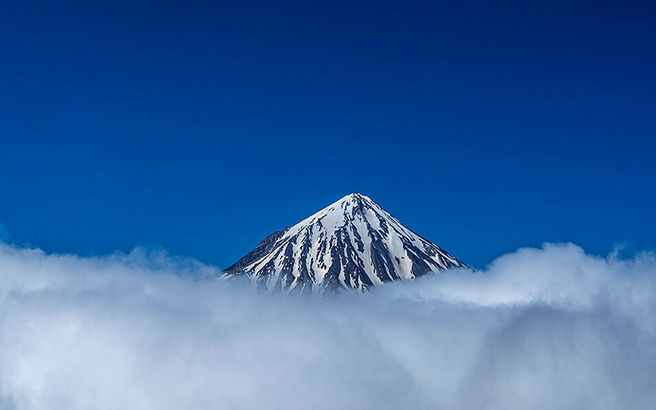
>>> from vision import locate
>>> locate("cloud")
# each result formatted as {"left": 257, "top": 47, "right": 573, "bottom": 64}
{"left": 0, "top": 241, "right": 654, "bottom": 409}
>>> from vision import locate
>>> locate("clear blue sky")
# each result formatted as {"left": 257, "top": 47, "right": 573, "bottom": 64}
{"left": 1, "top": 1, "right": 654, "bottom": 268}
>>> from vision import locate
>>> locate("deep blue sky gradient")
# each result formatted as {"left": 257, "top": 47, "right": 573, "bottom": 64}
{"left": 1, "top": 1, "right": 655, "bottom": 268}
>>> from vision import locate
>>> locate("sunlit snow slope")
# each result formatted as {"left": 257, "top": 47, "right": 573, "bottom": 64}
{"left": 224, "top": 193, "right": 467, "bottom": 293}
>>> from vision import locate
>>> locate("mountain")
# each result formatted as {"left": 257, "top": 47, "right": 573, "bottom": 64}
{"left": 223, "top": 193, "right": 468, "bottom": 293}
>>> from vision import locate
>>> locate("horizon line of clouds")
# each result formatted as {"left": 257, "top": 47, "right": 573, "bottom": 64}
{"left": 0, "top": 239, "right": 654, "bottom": 409}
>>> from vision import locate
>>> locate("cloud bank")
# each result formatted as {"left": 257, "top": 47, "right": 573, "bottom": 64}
{"left": 0, "top": 241, "right": 654, "bottom": 409}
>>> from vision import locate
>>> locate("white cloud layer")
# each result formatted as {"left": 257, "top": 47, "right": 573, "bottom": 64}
{"left": 0, "top": 241, "right": 654, "bottom": 409}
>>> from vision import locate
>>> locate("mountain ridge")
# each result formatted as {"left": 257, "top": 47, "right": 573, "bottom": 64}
{"left": 224, "top": 193, "right": 468, "bottom": 293}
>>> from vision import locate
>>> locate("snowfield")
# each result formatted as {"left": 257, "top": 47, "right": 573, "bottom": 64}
{"left": 224, "top": 193, "right": 467, "bottom": 293}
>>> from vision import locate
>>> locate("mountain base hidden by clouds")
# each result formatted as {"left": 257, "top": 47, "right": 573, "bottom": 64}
{"left": 0, "top": 241, "right": 654, "bottom": 409}
{"left": 225, "top": 193, "right": 467, "bottom": 294}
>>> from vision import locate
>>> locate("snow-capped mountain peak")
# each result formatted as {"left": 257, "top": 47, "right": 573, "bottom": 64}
{"left": 224, "top": 193, "right": 467, "bottom": 293}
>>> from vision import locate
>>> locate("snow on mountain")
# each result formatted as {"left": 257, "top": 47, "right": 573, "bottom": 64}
{"left": 223, "top": 193, "right": 468, "bottom": 293}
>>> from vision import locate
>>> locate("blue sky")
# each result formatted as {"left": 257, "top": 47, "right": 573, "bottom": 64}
{"left": 1, "top": 1, "right": 654, "bottom": 268}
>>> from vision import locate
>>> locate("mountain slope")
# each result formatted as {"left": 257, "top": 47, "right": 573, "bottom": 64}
{"left": 224, "top": 193, "right": 467, "bottom": 293}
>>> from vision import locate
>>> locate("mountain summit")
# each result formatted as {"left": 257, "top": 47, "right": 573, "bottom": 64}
{"left": 224, "top": 193, "right": 467, "bottom": 293}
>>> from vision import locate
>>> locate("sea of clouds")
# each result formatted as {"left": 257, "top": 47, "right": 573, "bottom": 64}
{"left": 0, "top": 241, "right": 654, "bottom": 410}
